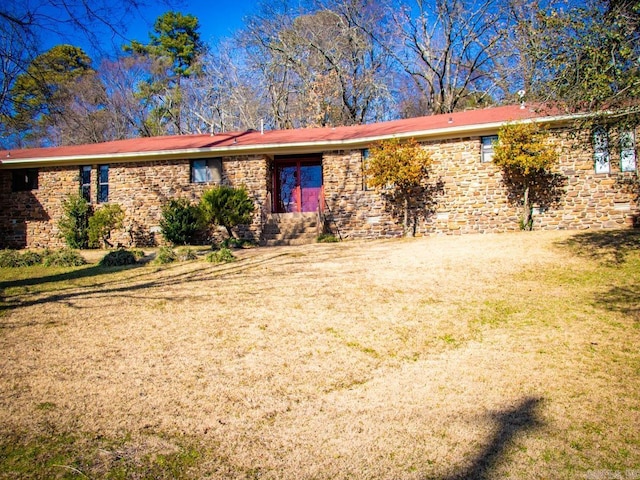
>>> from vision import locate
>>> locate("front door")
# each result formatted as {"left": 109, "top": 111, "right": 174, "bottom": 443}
{"left": 274, "top": 160, "right": 323, "bottom": 213}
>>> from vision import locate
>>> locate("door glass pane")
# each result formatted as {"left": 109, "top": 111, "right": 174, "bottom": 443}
{"left": 300, "top": 164, "right": 322, "bottom": 212}
{"left": 278, "top": 165, "right": 298, "bottom": 213}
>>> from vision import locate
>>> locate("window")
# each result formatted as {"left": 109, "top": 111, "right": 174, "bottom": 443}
{"left": 620, "top": 130, "right": 637, "bottom": 172}
{"left": 191, "top": 158, "right": 222, "bottom": 183}
{"left": 11, "top": 168, "right": 38, "bottom": 192}
{"left": 362, "top": 149, "right": 372, "bottom": 191}
{"left": 98, "top": 165, "right": 109, "bottom": 203}
{"left": 593, "top": 127, "right": 610, "bottom": 174}
{"left": 80, "top": 165, "right": 91, "bottom": 201}
{"left": 481, "top": 135, "right": 498, "bottom": 163}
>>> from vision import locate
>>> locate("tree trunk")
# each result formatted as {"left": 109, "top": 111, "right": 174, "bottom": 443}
{"left": 522, "top": 184, "right": 532, "bottom": 231}
{"left": 403, "top": 195, "right": 412, "bottom": 237}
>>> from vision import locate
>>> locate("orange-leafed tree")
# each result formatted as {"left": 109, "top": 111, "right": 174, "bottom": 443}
{"left": 365, "top": 137, "right": 433, "bottom": 236}
{"left": 493, "top": 122, "right": 560, "bottom": 230}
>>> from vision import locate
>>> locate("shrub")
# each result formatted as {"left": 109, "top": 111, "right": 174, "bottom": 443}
{"left": 58, "top": 194, "right": 91, "bottom": 248}
{"left": 20, "top": 251, "right": 44, "bottom": 266}
{"left": 160, "top": 198, "right": 202, "bottom": 245}
{"left": 219, "top": 237, "right": 256, "bottom": 249}
{"left": 154, "top": 246, "right": 178, "bottom": 265}
{"left": 88, "top": 204, "right": 124, "bottom": 248}
{"left": 176, "top": 247, "right": 198, "bottom": 261}
{"left": 0, "top": 249, "right": 86, "bottom": 268}
{"left": 200, "top": 186, "right": 254, "bottom": 239}
{"left": 130, "top": 249, "right": 146, "bottom": 261}
{"left": 42, "top": 248, "right": 86, "bottom": 267}
{"left": 0, "top": 250, "right": 43, "bottom": 267}
{"left": 99, "top": 249, "right": 138, "bottom": 267}
{"left": 0, "top": 250, "right": 22, "bottom": 268}
{"left": 205, "top": 248, "right": 235, "bottom": 264}
{"left": 317, "top": 233, "right": 339, "bottom": 243}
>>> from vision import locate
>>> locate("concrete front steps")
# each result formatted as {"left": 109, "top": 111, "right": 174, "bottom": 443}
{"left": 262, "top": 212, "right": 321, "bottom": 246}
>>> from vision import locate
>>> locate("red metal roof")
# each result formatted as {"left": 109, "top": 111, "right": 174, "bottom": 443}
{"left": 0, "top": 104, "right": 557, "bottom": 163}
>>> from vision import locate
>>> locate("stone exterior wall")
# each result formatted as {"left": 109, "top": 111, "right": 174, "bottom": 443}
{"left": 0, "top": 156, "right": 269, "bottom": 249}
{"left": 0, "top": 125, "right": 638, "bottom": 249}
{"left": 0, "top": 166, "right": 79, "bottom": 249}
{"left": 322, "top": 128, "right": 639, "bottom": 238}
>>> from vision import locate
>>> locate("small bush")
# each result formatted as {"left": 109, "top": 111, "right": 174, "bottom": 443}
{"left": 99, "top": 249, "right": 138, "bottom": 267}
{"left": 317, "top": 233, "right": 339, "bottom": 243}
{"left": 58, "top": 194, "right": 91, "bottom": 248}
{"left": 0, "top": 249, "right": 86, "bottom": 268}
{"left": 42, "top": 249, "right": 86, "bottom": 267}
{"left": 88, "top": 204, "right": 124, "bottom": 248}
{"left": 205, "top": 248, "right": 235, "bottom": 264}
{"left": 200, "top": 186, "right": 255, "bottom": 238}
{"left": 176, "top": 247, "right": 198, "bottom": 261}
{"left": 0, "top": 250, "right": 22, "bottom": 268}
{"left": 154, "top": 246, "right": 178, "bottom": 265}
{"left": 130, "top": 249, "right": 146, "bottom": 260}
{"left": 0, "top": 250, "right": 43, "bottom": 267}
{"left": 20, "top": 251, "right": 44, "bottom": 266}
{"left": 219, "top": 237, "right": 256, "bottom": 249}
{"left": 160, "top": 198, "right": 202, "bottom": 245}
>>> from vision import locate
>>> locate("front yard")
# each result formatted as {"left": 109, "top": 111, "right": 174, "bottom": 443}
{"left": 0, "top": 230, "right": 639, "bottom": 479}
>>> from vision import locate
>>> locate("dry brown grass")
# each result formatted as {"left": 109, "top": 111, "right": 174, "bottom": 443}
{"left": 1, "top": 230, "right": 639, "bottom": 479}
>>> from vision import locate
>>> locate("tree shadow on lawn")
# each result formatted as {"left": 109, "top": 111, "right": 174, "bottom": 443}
{"left": 595, "top": 284, "right": 640, "bottom": 323}
{"left": 559, "top": 229, "right": 640, "bottom": 323}
{"left": 558, "top": 228, "right": 640, "bottom": 265}
{"left": 443, "top": 396, "right": 544, "bottom": 480}
{"left": 0, "top": 251, "right": 295, "bottom": 317}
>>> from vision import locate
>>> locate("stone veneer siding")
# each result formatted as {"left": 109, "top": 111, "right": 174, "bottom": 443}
{"left": 1, "top": 126, "right": 638, "bottom": 249}
{"left": 322, "top": 128, "right": 639, "bottom": 238}
{"left": 0, "top": 156, "right": 269, "bottom": 249}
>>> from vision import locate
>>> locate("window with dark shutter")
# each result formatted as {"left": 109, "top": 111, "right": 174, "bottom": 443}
{"left": 12, "top": 169, "right": 38, "bottom": 192}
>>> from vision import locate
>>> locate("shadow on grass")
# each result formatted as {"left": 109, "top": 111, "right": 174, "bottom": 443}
{"left": 443, "top": 396, "right": 543, "bottom": 480}
{"left": 558, "top": 228, "right": 640, "bottom": 264}
{"left": 0, "top": 250, "right": 297, "bottom": 317}
{"left": 0, "top": 263, "right": 132, "bottom": 291}
{"left": 559, "top": 229, "right": 640, "bottom": 323}
{"left": 596, "top": 283, "right": 640, "bottom": 323}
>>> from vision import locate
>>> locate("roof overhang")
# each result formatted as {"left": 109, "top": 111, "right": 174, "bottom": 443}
{"left": 0, "top": 112, "right": 580, "bottom": 169}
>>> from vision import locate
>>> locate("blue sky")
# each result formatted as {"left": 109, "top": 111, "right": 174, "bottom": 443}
{"left": 41, "top": 0, "right": 262, "bottom": 58}
{"left": 128, "top": 1, "right": 261, "bottom": 45}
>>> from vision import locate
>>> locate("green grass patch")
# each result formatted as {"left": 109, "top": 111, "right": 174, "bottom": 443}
{"left": 0, "top": 432, "right": 204, "bottom": 480}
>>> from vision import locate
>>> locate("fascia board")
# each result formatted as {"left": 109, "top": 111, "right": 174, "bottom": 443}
{"left": 0, "top": 113, "right": 578, "bottom": 169}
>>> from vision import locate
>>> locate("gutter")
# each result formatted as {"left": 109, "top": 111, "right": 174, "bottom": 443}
{"left": 0, "top": 113, "right": 580, "bottom": 169}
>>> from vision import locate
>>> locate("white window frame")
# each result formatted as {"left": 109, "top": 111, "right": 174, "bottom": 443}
{"left": 620, "top": 130, "right": 637, "bottom": 173}
{"left": 481, "top": 135, "right": 498, "bottom": 163}
{"left": 593, "top": 127, "right": 610, "bottom": 174}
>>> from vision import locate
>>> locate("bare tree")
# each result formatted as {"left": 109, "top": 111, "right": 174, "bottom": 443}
{"left": 241, "top": 0, "right": 394, "bottom": 128}
{"left": 241, "top": 1, "right": 303, "bottom": 129}
{"left": 286, "top": 5, "right": 393, "bottom": 125}
{"left": 98, "top": 54, "right": 160, "bottom": 139}
{"left": 181, "top": 45, "right": 266, "bottom": 134}
{"left": 392, "top": 0, "right": 505, "bottom": 115}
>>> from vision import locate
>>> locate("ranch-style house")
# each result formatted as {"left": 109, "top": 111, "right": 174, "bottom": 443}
{"left": 0, "top": 104, "right": 638, "bottom": 249}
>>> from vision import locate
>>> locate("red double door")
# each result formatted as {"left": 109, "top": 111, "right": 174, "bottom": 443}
{"left": 274, "top": 160, "right": 323, "bottom": 213}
